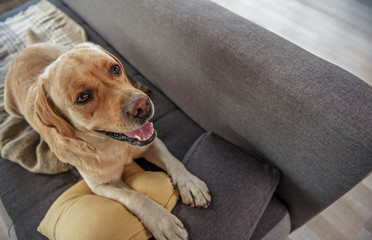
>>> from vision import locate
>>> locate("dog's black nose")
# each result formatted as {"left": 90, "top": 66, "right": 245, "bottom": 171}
{"left": 126, "top": 94, "right": 152, "bottom": 119}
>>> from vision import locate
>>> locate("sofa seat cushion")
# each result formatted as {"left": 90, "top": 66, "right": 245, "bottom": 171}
{"left": 172, "top": 132, "right": 281, "bottom": 239}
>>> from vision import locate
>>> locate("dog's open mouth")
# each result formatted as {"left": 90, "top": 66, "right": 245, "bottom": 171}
{"left": 97, "top": 121, "right": 156, "bottom": 147}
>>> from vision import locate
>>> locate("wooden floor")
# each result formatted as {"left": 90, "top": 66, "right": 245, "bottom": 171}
{"left": 288, "top": 174, "right": 372, "bottom": 240}
{"left": 0, "top": 215, "right": 8, "bottom": 240}
{"left": 211, "top": 1, "right": 372, "bottom": 239}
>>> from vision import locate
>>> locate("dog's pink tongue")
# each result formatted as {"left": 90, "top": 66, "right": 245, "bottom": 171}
{"left": 124, "top": 122, "right": 154, "bottom": 140}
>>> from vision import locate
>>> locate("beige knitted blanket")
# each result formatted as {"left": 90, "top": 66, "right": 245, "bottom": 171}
{"left": 0, "top": 0, "right": 87, "bottom": 174}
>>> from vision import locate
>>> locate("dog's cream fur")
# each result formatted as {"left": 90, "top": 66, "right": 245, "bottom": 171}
{"left": 5, "top": 42, "right": 210, "bottom": 240}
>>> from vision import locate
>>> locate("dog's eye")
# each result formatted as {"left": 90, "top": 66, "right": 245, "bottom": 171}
{"left": 75, "top": 92, "right": 91, "bottom": 104}
{"left": 111, "top": 64, "right": 121, "bottom": 76}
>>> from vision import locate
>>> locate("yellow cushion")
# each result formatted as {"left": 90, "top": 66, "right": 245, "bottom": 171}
{"left": 38, "top": 162, "right": 179, "bottom": 240}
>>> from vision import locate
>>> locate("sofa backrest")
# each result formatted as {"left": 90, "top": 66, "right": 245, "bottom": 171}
{"left": 63, "top": 0, "right": 372, "bottom": 229}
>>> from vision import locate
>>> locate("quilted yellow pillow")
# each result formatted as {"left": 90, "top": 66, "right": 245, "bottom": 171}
{"left": 38, "top": 162, "right": 179, "bottom": 240}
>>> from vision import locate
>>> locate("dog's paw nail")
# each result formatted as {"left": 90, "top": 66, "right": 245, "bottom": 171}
{"left": 203, "top": 203, "right": 208, "bottom": 208}
{"left": 190, "top": 201, "right": 195, "bottom": 208}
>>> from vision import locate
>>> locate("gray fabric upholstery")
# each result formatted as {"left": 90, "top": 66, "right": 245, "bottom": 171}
{"left": 171, "top": 132, "right": 281, "bottom": 239}
{"left": 251, "top": 196, "right": 291, "bottom": 240}
{"left": 62, "top": 0, "right": 372, "bottom": 228}
{"left": 155, "top": 110, "right": 204, "bottom": 160}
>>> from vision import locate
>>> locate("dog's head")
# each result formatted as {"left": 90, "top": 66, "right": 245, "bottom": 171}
{"left": 35, "top": 43, "right": 155, "bottom": 147}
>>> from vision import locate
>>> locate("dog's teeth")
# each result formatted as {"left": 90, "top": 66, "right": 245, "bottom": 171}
{"left": 134, "top": 135, "right": 142, "bottom": 141}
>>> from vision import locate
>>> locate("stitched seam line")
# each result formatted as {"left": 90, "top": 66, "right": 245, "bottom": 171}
{"left": 129, "top": 228, "right": 148, "bottom": 240}
{"left": 164, "top": 188, "right": 180, "bottom": 209}
{"left": 244, "top": 174, "right": 280, "bottom": 237}
{"left": 183, "top": 132, "right": 209, "bottom": 167}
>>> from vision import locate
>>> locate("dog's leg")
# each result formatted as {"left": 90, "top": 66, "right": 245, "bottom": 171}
{"left": 87, "top": 180, "right": 188, "bottom": 240}
{"left": 143, "top": 138, "right": 211, "bottom": 208}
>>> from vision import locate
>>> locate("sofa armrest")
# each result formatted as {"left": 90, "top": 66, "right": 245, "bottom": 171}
{"left": 172, "top": 132, "right": 281, "bottom": 239}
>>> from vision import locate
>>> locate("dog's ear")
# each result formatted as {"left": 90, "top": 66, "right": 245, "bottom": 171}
{"left": 35, "top": 80, "right": 75, "bottom": 138}
{"left": 34, "top": 79, "right": 97, "bottom": 164}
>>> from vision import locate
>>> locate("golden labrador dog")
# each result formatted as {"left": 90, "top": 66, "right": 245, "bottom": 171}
{"left": 5, "top": 39, "right": 211, "bottom": 239}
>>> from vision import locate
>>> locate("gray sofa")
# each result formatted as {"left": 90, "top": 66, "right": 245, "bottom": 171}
{"left": 1, "top": 0, "right": 371, "bottom": 239}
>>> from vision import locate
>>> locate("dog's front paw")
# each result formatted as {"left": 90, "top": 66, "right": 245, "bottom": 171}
{"left": 172, "top": 170, "right": 211, "bottom": 208}
{"left": 144, "top": 207, "right": 188, "bottom": 240}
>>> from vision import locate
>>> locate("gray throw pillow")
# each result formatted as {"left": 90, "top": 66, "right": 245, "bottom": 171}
{"left": 172, "top": 132, "right": 280, "bottom": 239}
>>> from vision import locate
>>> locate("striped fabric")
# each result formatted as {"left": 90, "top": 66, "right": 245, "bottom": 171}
{"left": 0, "top": 0, "right": 87, "bottom": 174}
